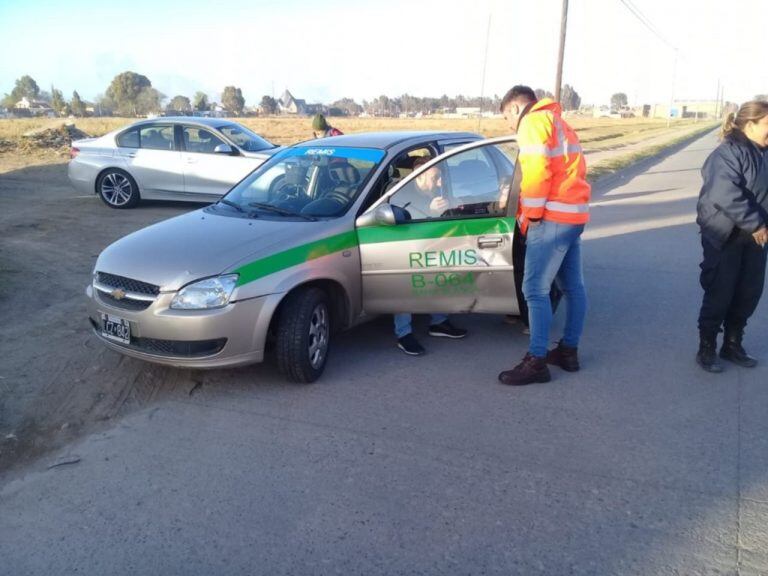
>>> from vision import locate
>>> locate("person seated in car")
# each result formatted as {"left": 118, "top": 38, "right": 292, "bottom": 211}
{"left": 398, "top": 156, "right": 449, "bottom": 220}
{"left": 197, "top": 130, "right": 217, "bottom": 153}
{"left": 391, "top": 156, "right": 467, "bottom": 356}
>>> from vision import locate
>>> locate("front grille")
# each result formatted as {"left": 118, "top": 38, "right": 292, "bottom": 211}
{"left": 96, "top": 272, "right": 160, "bottom": 296}
{"left": 133, "top": 337, "right": 227, "bottom": 357}
{"left": 98, "top": 291, "right": 152, "bottom": 311}
{"left": 95, "top": 271, "right": 159, "bottom": 311}
{"left": 131, "top": 338, "right": 227, "bottom": 358}
{"left": 89, "top": 318, "right": 226, "bottom": 358}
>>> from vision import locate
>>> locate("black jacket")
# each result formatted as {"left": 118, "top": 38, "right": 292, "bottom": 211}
{"left": 697, "top": 132, "right": 768, "bottom": 248}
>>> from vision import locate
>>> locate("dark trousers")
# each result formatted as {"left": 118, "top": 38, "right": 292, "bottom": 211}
{"left": 513, "top": 221, "right": 562, "bottom": 327}
{"left": 698, "top": 230, "right": 767, "bottom": 336}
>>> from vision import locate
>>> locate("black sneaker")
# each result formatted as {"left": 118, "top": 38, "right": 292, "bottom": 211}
{"left": 397, "top": 333, "right": 426, "bottom": 356}
{"left": 428, "top": 320, "right": 467, "bottom": 339}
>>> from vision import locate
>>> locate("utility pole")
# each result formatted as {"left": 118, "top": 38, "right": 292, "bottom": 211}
{"left": 720, "top": 85, "right": 725, "bottom": 118}
{"left": 554, "top": 0, "right": 569, "bottom": 103}
{"left": 477, "top": 12, "right": 492, "bottom": 133}
{"left": 715, "top": 78, "right": 720, "bottom": 118}
{"left": 667, "top": 49, "right": 678, "bottom": 128}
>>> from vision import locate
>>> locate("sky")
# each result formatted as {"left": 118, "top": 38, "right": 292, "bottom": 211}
{"left": 0, "top": 0, "right": 765, "bottom": 107}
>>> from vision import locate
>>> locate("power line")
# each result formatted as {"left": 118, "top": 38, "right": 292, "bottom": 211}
{"left": 617, "top": 0, "right": 676, "bottom": 51}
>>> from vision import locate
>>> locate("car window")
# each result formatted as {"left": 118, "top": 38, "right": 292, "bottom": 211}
{"left": 444, "top": 148, "right": 499, "bottom": 202}
{"left": 216, "top": 124, "right": 274, "bottom": 152}
{"left": 388, "top": 142, "right": 518, "bottom": 222}
{"left": 138, "top": 125, "right": 175, "bottom": 151}
{"left": 360, "top": 147, "right": 435, "bottom": 213}
{"left": 116, "top": 128, "right": 139, "bottom": 148}
{"left": 220, "top": 146, "right": 385, "bottom": 219}
{"left": 183, "top": 127, "right": 226, "bottom": 154}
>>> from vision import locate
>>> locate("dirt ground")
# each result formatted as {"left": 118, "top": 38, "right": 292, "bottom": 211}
{"left": 0, "top": 158, "right": 222, "bottom": 473}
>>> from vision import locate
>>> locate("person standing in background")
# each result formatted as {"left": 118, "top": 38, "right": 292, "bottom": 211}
{"left": 695, "top": 101, "right": 768, "bottom": 372}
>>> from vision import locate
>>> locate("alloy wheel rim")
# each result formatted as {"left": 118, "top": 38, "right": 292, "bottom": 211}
{"left": 307, "top": 304, "right": 329, "bottom": 369}
{"left": 101, "top": 173, "right": 132, "bottom": 206}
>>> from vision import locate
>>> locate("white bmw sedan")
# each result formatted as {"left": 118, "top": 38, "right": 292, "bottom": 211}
{"left": 68, "top": 117, "right": 281, "bottom": 208}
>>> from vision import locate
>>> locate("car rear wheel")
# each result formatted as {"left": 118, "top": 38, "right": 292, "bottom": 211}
{"left": 276, "top": 287, "right": 331, "bottom": 383}
{"left": 97, "top": 169, "right": 140, "bottom": 209}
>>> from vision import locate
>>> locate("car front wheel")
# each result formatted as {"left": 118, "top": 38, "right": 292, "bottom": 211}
{"left": 276, "top": 287, "right": 331, "bottom": 383}
{"left": 97, "top": 169, "right": 140, "bottom": 209}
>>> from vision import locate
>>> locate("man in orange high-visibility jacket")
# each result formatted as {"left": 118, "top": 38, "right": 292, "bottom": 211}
{"left": 497, "top": 85, "right": 590, "bottom": 386}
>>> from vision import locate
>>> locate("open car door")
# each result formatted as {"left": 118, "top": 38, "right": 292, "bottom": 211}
{"left": 356, "top": 136, "right": 521, "bottom": 315}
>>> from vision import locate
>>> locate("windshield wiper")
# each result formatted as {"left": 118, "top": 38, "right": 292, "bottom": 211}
{"left": 217, "top": 198, "right": 246, "bottom": 213}
{"left": 248, "top": 202, "right": 317, "bottom": 221}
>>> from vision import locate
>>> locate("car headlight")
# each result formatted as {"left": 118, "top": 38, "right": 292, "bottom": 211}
{"left": 170, "top": 274, "right": 238, "bottom": 310}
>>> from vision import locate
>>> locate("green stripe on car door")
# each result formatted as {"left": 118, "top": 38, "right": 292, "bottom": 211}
{"left": 357, "top": 216, "right": 516, "bottom": 244}
{"left": 234, "top": 230, "right": 358, "bottom": 286}
{"left": 234, "top": 217, "right": 515, "bottom": 286}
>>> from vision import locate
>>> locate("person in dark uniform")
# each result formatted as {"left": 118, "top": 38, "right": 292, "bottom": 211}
{"left": 696, "top": 100, "right": 768, "bottom": 372}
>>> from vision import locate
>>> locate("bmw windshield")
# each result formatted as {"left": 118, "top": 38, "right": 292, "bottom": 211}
{"left": 217, "top": 124, "right": 276, "bottom": 152}
{"left": 217, "top": 146, "right": 385, "bottom": 219}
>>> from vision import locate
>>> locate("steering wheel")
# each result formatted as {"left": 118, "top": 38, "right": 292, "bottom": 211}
{"left": 322, "top": 190, "right": 350, "bottom": 205}
{"left": 269, "top": 176, "right": 309, "bottom": 204}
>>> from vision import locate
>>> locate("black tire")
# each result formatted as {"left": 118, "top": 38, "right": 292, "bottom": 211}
{"left": 96, "top": 169, "right": 140, "bottom": 209}
{"left": 275, "top": 287, "right": 331, "bottom": 383}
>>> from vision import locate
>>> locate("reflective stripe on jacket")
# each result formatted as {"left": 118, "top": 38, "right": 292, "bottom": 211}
{"left": 517, "top": 98, "right": 591, "bottom": 231}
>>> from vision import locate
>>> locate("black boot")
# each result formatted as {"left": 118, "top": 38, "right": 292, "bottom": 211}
{"left": 720, "top": 328, "right": 758, "bottom": 368}
{"left": 499, "top": 353, "right": 551, "bottom": 385}
{"left": 696, "top": 332, "right": 723, "bottom": 373}
{"left": 546, "top": 340, "right": 580, "bottom": 372}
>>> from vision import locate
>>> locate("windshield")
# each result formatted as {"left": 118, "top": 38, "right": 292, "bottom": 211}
{"left": 217, "top": 124, "right": 275, "bottom": 152}
{"left": 222, "top": 146, "right": 385, "bottom": 219}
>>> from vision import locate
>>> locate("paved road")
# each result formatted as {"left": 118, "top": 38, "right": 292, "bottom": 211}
{"left": 2, "top": 131, "right": 767, "bottom": 575}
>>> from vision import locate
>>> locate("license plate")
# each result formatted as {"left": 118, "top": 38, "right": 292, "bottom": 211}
{"left": 101, "top": 313, "right": 130, "bottom": 344}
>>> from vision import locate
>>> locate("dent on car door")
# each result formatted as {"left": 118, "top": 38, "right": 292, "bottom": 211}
{"left": 356, "top": 137, "right": 521, "bottom": 315}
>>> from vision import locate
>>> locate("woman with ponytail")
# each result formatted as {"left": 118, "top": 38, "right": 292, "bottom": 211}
{"left": 696, "top": 100, "right": 768, "bottom": 372}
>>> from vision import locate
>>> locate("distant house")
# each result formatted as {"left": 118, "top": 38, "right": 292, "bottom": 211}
{"left": 15, "top": 97, "right": 55, "bottom": 117}
{"left": 279, "top": 90, "right": 323, "bottom": 116}
{"left": 189, "top": 102, "right": 227, "bottom": 118}
{"left": 212, "top": 103, "right": 228, "bottom": 117}
{"left": 455, "top": 107, "right": 481, "bottom": 117}
{"left": 650, "top": 100, "right": 725, "bottom": 120}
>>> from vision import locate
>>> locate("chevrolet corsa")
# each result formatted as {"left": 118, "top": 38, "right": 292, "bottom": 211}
{"left": 87, "top": 132, "right": 522, "bottom": 382}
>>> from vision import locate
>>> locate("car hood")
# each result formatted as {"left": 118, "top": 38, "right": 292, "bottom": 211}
{"left": 241, "top": 145, "right": 283, "bottom": 160}
{"left": 96, "top": 209, "right": 319, "bottom": 291}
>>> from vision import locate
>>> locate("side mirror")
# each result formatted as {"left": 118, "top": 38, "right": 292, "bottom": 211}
{"left": 214, "top": 143, "right": 236, "bottom": 155}
{"left": 356, "top": 203, "right": 397, "bottom": 228}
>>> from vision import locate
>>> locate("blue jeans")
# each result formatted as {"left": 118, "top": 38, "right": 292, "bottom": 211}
{"left": 522, "top": 221, "right": 587, "bottom": 357}
{"left": 394, "top": 313, "right": 448, "bottom": 338}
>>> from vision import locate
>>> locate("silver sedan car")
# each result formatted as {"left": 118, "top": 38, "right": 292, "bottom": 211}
{"left": 68, "top": 117, "right": 281, "bottom": 208}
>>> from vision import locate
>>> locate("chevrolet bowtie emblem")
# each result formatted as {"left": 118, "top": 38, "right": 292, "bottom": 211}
{"left": 111, "top": 288, "right": 126, "bottom": 300}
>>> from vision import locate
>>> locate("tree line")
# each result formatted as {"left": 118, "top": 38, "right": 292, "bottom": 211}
{"left": 2, "top": 72, "right": 586, "bottom": 118}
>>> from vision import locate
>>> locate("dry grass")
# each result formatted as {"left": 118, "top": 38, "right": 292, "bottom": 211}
{"left": 0, "top": 115, "right": 705, "bottom": 147}
{"left": 0, "top": 115, "right": 715, "bottom": 178}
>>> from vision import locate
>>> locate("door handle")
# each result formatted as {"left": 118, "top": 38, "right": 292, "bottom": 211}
{"left": 477, "top": 235, "right": 504, "bottom": 248}
{"left": 185, "top": 157, "right": 197, "bottom": 164}
{"left": 126, "top": 152, "right": 136, "bottom": 158}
